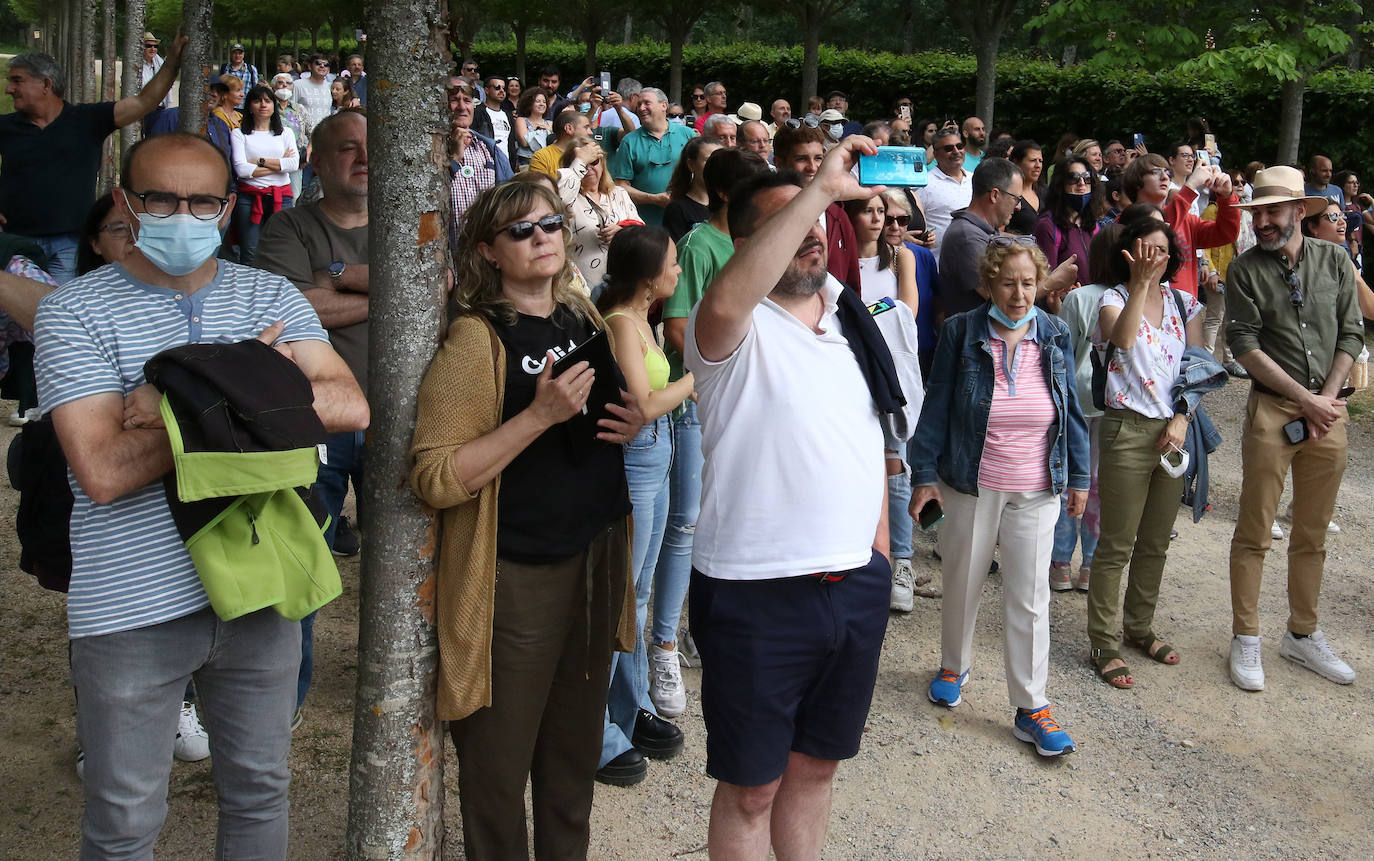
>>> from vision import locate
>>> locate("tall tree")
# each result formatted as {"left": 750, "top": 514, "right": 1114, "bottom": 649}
{"left": 121, "top": 0, "right": 149, "bottom": 155}
{"left": 178, "top": 0, "right": 214, "bottom": 133}
{"left": 568, "top": 0, "right": 628, "bottom": 76}
{"left": 99, "top": 0, "right": 117, "bottom": 193}
{"left": 945, "top": 0, "right": 1020, "bottom": 130}
{"left": 649, "top": 0, "right": 708, "bottom": 106}
{"left": 344, "top": 0, "right": 451, "bottom": 856}
{"left": 784, "top": 0, "right": 847, "bottom": 105}
{"left": 481, "top": 0, "right": 554, "bottom": 83}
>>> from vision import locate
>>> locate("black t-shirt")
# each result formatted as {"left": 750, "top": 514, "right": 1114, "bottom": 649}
{"left": 493, "top": 307, "right": 630, "bottom": 563}
{"left": 0, "top": 102, "right": 118, "bottom": 237}
{"left": 662, "top": 197, "right": 710, "bottom": 244}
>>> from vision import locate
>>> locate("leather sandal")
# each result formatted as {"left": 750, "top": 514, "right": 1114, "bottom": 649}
{"left": 1123, "top": 632, "right": 1180, "bottom": 665}
{"left": 1091, "top": 648, "right": 1134, "bottom": 689}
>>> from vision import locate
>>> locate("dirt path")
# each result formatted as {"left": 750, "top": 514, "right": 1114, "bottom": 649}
{"left": 3, "top": 377, "right": 1374, "bottom": 859}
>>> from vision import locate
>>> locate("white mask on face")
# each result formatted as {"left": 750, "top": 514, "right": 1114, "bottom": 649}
{"left": 826, "top": 123, "right": 843, "bottom": 141}
{"left": 274, "top": 88, "right": 292, "bottom": 101}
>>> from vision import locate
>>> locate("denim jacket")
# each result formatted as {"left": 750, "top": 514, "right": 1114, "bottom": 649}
{"left": 908, "top": 304, "right": 1091, "bottom": 496}
{"left": 1173, "top": 346, "right": 1226, "bottom": 522}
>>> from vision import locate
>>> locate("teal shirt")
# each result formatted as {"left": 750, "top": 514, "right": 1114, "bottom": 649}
{"left": 609, "top": 123, "right": 697, "bottom": 226}
{"left": 662, "top": 221, "right": 734, "bottom": 380}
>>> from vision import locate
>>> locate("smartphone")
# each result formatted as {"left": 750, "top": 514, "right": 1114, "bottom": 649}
{"left": 1133, "top": 132, "right": 1145, "bottom": 149}
{"left": 917, "top": 498, "right": 944, "bottom": 531}
{"left": 1282, "top": 418, "right": 1309, "bottom": 445}
{"left": 898, "top": 105, "right": 911, "bottom": 121}
{"left": 867, "top": 297, "right": 896, "bottom": 316}
{"left": 858, "top": 146, "right": 928, "bottom": 187}
{"left": 1338, "top": 385, "right": 1356, "bottom": 399}
{"left": 599, "top": 71, "right": 611, "bottom": 92}
{"left": 1204, "top": 132, "right": 1216, "bottom": 152}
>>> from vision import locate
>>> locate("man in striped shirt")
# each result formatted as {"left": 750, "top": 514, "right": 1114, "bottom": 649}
{"left": 34, "top": 132, "right": 368, "bottom": 858}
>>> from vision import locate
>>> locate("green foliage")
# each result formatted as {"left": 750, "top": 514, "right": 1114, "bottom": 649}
{"left": 472, "top": 38, "right": 1374, "bottom": 172}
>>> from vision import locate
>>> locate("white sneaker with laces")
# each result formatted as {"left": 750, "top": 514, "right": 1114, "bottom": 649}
{"left": 1279, "top": 630, "right": 1355, "bottom": 684}
{"left": 1230, "top": 635, "right": 1265, "bottom": 691}
{"left": 649, "top": 645, "right": 687, "bottom": 717}
{"left": 890, "top": 558, "right": 915, "bottom": 612}
{"left": 1271, "top": 521, "right": 1285, "bottom": 540}
{"left": 174, "top": 701, "right": 211, "bottom": 762}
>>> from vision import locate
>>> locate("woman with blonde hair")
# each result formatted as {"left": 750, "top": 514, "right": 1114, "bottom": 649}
{"left": 410, "top": 181, "right": 644, "bottom": 857}
{"left": 557, "top": 136, "right": 640, "bottom": 289}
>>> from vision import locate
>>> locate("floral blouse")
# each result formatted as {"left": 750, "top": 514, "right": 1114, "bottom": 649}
{"left": 1094, "top": 283, "right": 1201, "bottom": 420}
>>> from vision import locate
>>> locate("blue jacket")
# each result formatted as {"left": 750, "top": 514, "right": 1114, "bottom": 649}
{"left": 1173, "top": 346, "right": 1226, "bottom": 522}
{"left": 908, "top": 304, "right": 1090, "bottom": 496}
{"left": 466, "top": 129, "right": 514, "bottom": 183}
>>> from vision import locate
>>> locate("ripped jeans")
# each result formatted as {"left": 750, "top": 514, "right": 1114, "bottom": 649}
{"left": 649, "top": 400, "right": 701, "bottom": 646}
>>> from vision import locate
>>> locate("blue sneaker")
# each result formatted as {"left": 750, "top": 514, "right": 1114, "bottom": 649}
{"left": 1013, "top": 706, "right": 1075, "bottom": 757}
{"left": 927, "top": 668, "right": 969, "bottom": 708}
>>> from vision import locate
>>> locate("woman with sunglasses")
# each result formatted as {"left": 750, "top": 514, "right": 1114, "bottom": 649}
{"left": 557, "top": 137, "right": 641, "bottom": 290}
{"left": 686, "top": 85, "right": 708, "bottom": 125}
{"left": 661, "top": 137, "right": 722, "bottom": 243}
{"left": 1035, "top": 155, "right": 1099, "bottom": 279}
{"left": 230, "top": 84, "right": 298, "bottom": 265}
{"left": 410, "top": 180, "right": 644, "bottom": 858}
{"left": 908, "top": 237, "right": 1088, "bottom": 757}
{"left": 1086, "top": 218, "right": 1205, "bottom": 690}
{"left": 882, "top": 190, "right": 941, "bottom": 377}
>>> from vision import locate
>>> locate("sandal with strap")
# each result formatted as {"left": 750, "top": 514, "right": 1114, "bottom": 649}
{"left": 1091, "top": 648, "right": 1134, "bottom": 689}
{"left": 1123, "top": 632, "right": 1180, "bottom": 665}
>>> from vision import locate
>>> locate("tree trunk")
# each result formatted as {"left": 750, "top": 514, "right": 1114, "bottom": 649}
{"left": 801, "top": 18, "right": 820, "bottom": 105}
{"left": 584, "top": 21, "right": 598, "bottom": 77}
{"left": 344, "top": 0, "right": 450, "bottom": 852}
{"left": 973, "top": 32, "right": 999, "bottom": 130}
{"left": 900, "top": 1, "right": 915, "bottom": 55}
{"left": 78, "top": 0, "right": 97, "bottom": 104}
{"left": 513, "top": 23, "right": 527, "bottom": 83}
{"left": 668, "top": 30, "right": 684, "bottom": 106}
{"left": 99, "top": 0, "right": 117, "bottom": 193}
{"left": 1277, "top": 75, "right": 1305, "bottom": 164}
{"left": 623, "top": 14, "right": 632, "bottom": 45}
{"left": 121, "top": 0, "right": 147, "bottom": 157}
{"left": 178, "top": 0, "right": 215, "bottom": 134}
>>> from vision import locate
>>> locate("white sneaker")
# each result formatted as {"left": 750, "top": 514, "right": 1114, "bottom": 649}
{"left": 649, "top": 645, "right": 687, "bottom": 717}
{"left": 1271, "top": 521, "right": 1285, "bottom": 540}
{"left": 174, "top": 701, "right": 211, "bottom": 762}
{"left": 7, "top": 409, "right": 27, "bottom": 427}
{"left": 1230, "top": 635, "right": 1265, "bottom": 691}
{"left": 1279, "top": 630, "right": 1356, "bottom": 684}
{"left": 890, "top": 558, "right": 916, "bottom": 612}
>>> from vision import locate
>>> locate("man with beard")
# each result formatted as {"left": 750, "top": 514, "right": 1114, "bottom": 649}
{"left": 961, "top": 116, "right": 987, "bottom": 172}
{"left": 1224, "top": 166, "right": 1365, "bottom": 693}
{"left": 683, "top": 136, "right": 892, "bottom": 859}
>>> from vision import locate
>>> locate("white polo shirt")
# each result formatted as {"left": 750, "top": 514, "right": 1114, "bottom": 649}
{"left": 916, "top": 165, "right": 973, "bottom": 258}
{"left": 684, "top": 275, "right": 884, "bottom": 581}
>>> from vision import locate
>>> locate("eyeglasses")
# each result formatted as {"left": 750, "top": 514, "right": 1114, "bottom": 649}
{"left": 1001, "top": 189, "right": 1027, "bottom": 208}
{"left": 125, "top": 190, "right": 230, "bottom": 221}
{"left": 988, "top": 235, "right": 1037, "bottom": 249}
{"left": 1067, "top": 171, "right": 1094, "bottom": 184}
{"left": 884, "top": 214, "right": 911, "bottom": 227}
{"left": 496, "top": 213, "right": 564, "bottom": 241}
{"left": 1286, "top": 268, "right": 1303, "bottom": 308}
{"left": 1106, "top": 147, "right": 1125, "bottom": 155}
{"left": 785, "top": 115, "right": 821, "bottom": 129}
{"left": 1176, "top": 152, "right": 1196, "bottom": 161}
{"left": 99, "top": 221, "right": 132, "bottom": 238}
{"left": 1320, "top": 211, "right": 1343, "bottom": 223}
{"left": 937, "top": 143, "right": 965, "bottom": 153}
{"left": 1147, "top": 168, "right": 1173, "bottom": 180}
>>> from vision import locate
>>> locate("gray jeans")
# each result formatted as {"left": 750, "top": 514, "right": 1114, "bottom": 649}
{"left": 71, "top": 607, "right": 300, "bottom": 860}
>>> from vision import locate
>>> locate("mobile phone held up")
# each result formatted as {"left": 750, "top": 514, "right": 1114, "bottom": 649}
{"left": 858, "top": 146, "right": 928, "bottom": 188}
{"left": 599, "top": 71, "right": 612, "bottom": 93}
{"left": 1133, "top": 132, "right": 1145, "bottom": 149}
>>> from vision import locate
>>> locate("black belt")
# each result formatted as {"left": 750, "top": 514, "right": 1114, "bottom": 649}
{"left": 1252, "top": 380, "right": 1319, "bottom": 398}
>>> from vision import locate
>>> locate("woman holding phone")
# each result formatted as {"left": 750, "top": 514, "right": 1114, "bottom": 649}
{"left": 908, "top": 237, "right": 1089, "bottom": 757}
{"left": 1086, "top": 218, "right": 1203, "bottom": 690}
{"left": 409, "top": 181, "right": 644, "bottom": 856}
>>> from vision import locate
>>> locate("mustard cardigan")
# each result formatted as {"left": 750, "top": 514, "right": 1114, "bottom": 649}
{"left": 409, "top": 312, "right": 638, "bottom": 721}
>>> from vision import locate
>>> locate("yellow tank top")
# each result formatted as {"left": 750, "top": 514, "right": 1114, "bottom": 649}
{"left": 604, "top": 311, "right": 670, "bottom": 391}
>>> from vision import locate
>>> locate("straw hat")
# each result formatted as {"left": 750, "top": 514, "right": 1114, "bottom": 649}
{"left": 141, "top": 32, "right": 158, "bottom": 45}
{"left": 1237, "top": 166, "right": 1328, "bottom": 217}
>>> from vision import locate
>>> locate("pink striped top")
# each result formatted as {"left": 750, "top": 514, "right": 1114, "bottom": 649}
{"left": 977, "top": 336, "right": 1055, "bottom": 492}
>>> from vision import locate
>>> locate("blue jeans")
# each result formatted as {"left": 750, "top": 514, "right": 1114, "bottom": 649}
{"left": 71, "top": 607, "right": 299, "bottom": 860}
{"left": 649, "top": 401, "right": 701, "bottom": 646}
{"left": 600, "top": 415, "right": 672, "bottom": 767}
{"left": 34, "top": 234, "right": 79, "bottom": 285}
{"left": 232, "top": 193, "right": 292, "bottom": 266}
{"left": 1051, "top": 416, "right": 1102, "bottom": 566}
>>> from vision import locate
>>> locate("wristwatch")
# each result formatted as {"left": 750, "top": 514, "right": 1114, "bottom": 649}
{"left": 328, "top": 261, "right": 347, "bottom": 282}
{"left": 257, "top": 157, "right": 265, "bottom": 167}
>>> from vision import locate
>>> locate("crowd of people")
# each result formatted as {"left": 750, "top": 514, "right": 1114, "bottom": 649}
{"left": 0, "top": 38, "right": 1371, "bottom": 860}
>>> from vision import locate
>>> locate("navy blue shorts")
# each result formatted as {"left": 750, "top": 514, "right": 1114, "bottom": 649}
{"left": 688, "top": 550, "right": 891, "bottom": 786}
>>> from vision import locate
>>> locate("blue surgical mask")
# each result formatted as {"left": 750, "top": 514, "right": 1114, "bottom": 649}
{"left": 132, "top": 211, "right": 224, "bottom": 276}
{"left": 1066, "top": 191, "right": 1092, "bottom": 213}
{"left": 578, "top": 102, "right": 591, "bottom": 113}
{"left": 988, "top": 303, "right": 1037, "bottom": 330}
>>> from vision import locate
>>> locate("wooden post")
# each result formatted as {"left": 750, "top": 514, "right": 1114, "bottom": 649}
{"left": 345, "top": 0, "right": 452, "bottom": 856}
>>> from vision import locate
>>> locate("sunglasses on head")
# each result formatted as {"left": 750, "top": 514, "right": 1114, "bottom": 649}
{"left": 884, "top": 214, "right": 911, "bottom": 227}
{"left": 497, "top": 213, "right": 564, "bottom": 241}
{"left": 785, "top": 115, "right": 822, "bottom": 129}
{"left": 988, "top": 235, "right": 1037, "bottom": 249}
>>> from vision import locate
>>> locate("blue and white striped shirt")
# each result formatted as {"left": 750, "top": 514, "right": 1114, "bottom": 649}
{"left": 34, "top": 260, "right": 329, "bottom": 639}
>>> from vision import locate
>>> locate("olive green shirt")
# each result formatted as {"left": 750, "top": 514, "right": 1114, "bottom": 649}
{"left": 1224, "top": 237, "right": 1364, "bottom": 391}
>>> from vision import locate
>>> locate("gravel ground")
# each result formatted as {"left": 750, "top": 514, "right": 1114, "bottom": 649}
{"left": 3, "top": 376, "right": 1374, "bottom": 859}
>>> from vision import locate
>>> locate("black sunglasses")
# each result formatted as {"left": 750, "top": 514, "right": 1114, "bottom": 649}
{"left": 691, "top": 93, "right": 706, "bottom": 100}
{"left": 884, "top": 214, "right": 910, "bottom": 227}
{"left": 667, "top": 112, "right": 684, "bottom": 119}
{"left": 938, "top": 142, "right": 965, "bottom": 153}
{"left": 785, "top": 115, "right": 821, "bottom": 129}
{"left": 497, "top": 213, "right": 564, "bottom": 241}
{"left": 1066, "top": 171, "right": 1094, "bottom": 184}
{"left": 989, "top": 235, "right": 1037, "bottom": 249}
{"left": 1286, "top": 268, "right": 1303, "bottom": 308}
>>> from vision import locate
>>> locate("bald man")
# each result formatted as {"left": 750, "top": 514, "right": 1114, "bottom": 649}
{"left": 34, "top": 131, "right": 367, "bottom": 858}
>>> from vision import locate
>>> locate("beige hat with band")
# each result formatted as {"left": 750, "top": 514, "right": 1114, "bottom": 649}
{"left": 1237, "top": 166, "right": 1328, "bottom": 217}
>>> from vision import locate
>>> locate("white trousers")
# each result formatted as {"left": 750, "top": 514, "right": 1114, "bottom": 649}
{"left": 938, "top": 482, "right": 1058, "bottom": 710}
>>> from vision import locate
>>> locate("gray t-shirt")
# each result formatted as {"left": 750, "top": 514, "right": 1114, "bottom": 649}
{"left": 937, "top": 208, "right": 996, "bottom": 317}
{"left": 255, "top": 204, "right": 369, "bottom": 389}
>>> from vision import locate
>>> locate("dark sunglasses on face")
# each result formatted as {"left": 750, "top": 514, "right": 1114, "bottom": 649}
{"left": 938, "top": 143, "right": 964, "bottom": 153}
{"left": 667, "top": 112, "right": 684, "bottom": 119}
{"left": 691, "top": 93, "right": 706, "bottom": 100}
{"left": 884, "top": 214, "right": 911, "bottom": 227}
{"left": 1067, "top": 171, "right": 1093, "bottom": 183}
{"left": 1320, "top": 211, "right": 1343, "bottom": 223}
{"left": 497, "top": 213, "right": 564, "bottom": 241}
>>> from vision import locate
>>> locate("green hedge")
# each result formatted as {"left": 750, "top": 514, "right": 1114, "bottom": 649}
{"left": 473, "top": 39, "right": 1374, "bottom": 174}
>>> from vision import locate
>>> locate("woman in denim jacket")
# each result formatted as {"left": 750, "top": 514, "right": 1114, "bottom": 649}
{"left": 908, "top": 237, "right": 1090, "bottom": 757}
